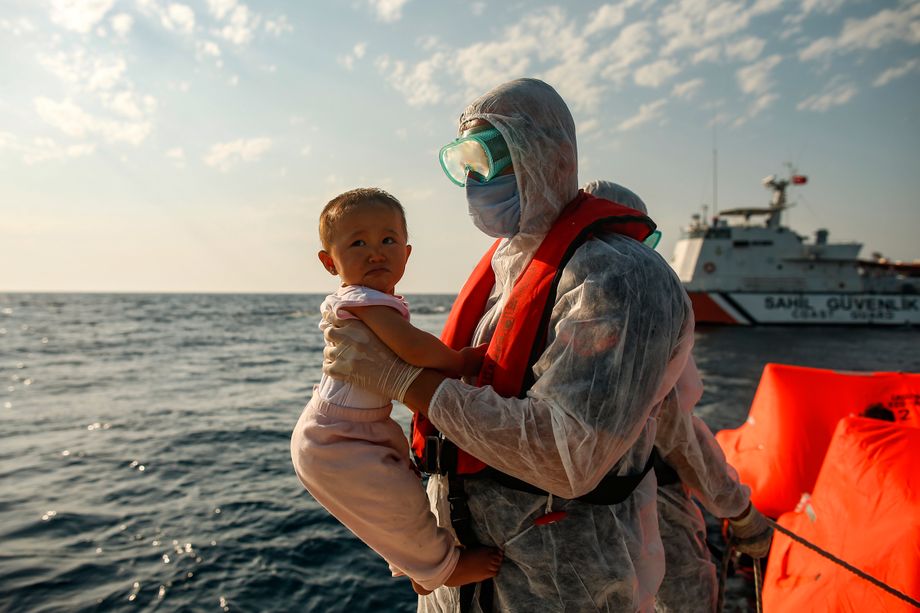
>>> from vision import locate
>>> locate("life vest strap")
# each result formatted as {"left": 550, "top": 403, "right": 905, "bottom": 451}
{"left": 419, "top": 434, "right": 658, "bottom": 505}
{"left": 475, "top": 451, "right": 658, "bottom": 505}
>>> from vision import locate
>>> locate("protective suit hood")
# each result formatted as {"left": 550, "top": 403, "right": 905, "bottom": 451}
{"left": 583, "top": 180, "right": 648, "bottom": 215}
{"left": 458, "top": 78, "right": 579, "bottom": 239}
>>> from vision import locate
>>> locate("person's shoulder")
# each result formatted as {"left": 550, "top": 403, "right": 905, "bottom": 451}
{"left": 571, "top": 235, "right": 684, "bottom": 295}
{"left": 577, "top": 233, "right": 670, "bottom": 268}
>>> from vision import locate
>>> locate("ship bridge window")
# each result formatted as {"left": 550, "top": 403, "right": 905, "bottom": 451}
{"left": 705, "top": 227, "right": 731, "bottom": 239}
{"left": 732, "top": 240, "right": 774, "bottom": 247}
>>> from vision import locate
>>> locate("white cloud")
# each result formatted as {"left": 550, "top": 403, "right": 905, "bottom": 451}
{"left": 165, "top": 146, "right": 185, "bottom": 168}
{"left": 672, "top": 78, "right": 704, "bottom": 100}
{"left": 471, "top": 2, "right": 486, "bottom": 17}
{"left": 692, "top": 45, "right": 721, "bottom": 64}
{"left": 375, "top": 54, "right": 447, "bottom": 107}
{"left": 659, "top": 0, "right": 752, "bottom": 55}
{"left": 785, "top": 0, "right": 846, "bottom": 26}
{"left": 802, "top": 0, "right": 846, "bottom": 14}
{"left": 375, "top": 8, "right": 645, "bottom": 114}
{"left": 618, "top": 98, "right": 667, "bottom": 131}
{"left": 733, "top": 93, "right": 778, "bottom": 126}
{"left": 1, "top": 17, "right": 37, "bottom": 36}
{"left": 203, "top": 0, "right": 262, "bottom": 44}
{"left": 799, "top": 4, "right": 920, "bottom": 60}
{"left": 218, "top": 4, "right": 259, "bottom": 45}
{"left": 50, "top": 0, "right": 115, "bottom": 33}
{"left": 0, "top": 133, "right": 96, "bottom": 164}
{"left": 24, "top": 138, "right": 96, "bottom": 164}
{"left": 368, "top": 0, "right": 410, "bottom": 23}
{"left": 265, "top": 15, "right": 292, "bottom": 36}
{"left": 797, "top": 81, "right": 857, "bottom": 112}
{"left": 585, "top": 2, "right": 630, "bottom": 37}
{"left": 598, "top": 21, "right": 653, "bottom": 83}
{"left": 161, "top": 3, "right": 195, "bottom": 34}
{"left": 38, "top": 49, "right": 86, "bottom": 85}
{"left": 418, "top": 35, "right": 440, "bottom": 52}
{"left": 736, "top": 54, "right": 782, "bottom": 95}
{"left": 34, "top": 97, "right": 151, "bottom": 145}
{"left": 103, "top": 91, "right": 157, "bottom": 119}
{"left": 726, "top": 36, "right": 765, "bottom": 62}
{"left": 204, "top": 137, "right": 272, "bottom": 171}
{"left": 749, "top": 0, "right": 784, "bottom": 16}
{"left": 37, "top": 49, "right": 128, "bottom": 91}
{"left": 300, "top": 145, "right": 312, "bottom": 156}
{"left": 873, "top": 59, "right": 920, "bottom": 87}
{"left": 110, "top": 13, "right": 133, "bottom": 37}
{"left": 207, "top": 0, "right": 237, "bottom": 20}
{"left": 578, "top": 118, "right": 600, "bottom": 135}
{"left": 339, "top": 42, "right": 368, "bottom": 71}
{"left": 634, "top": 59, "right": 680, "bottom": 88}
{"left": 87, "top": 57, "right": 127, "bottom": 91}
{"left": 196, "top": 39, "right": 222, "bottom": 65}
{"left": 34, "top": 98, "right": 96, "bottom": 137}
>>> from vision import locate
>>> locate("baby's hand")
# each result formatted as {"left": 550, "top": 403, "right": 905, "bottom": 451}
{"left": 458, "top": 343, "right": 488, "bottom": 378}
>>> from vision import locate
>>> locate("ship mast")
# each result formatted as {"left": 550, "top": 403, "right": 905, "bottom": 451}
{"left": 761, "top": 168, "right": 807, "bottom": 229}
{"left": 712, "top": 125, "right": 718, "bottom": 218}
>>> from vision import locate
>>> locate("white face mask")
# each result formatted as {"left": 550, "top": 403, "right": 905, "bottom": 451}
{"left": 465, "top": 174, "right": 521, "bottom": 238}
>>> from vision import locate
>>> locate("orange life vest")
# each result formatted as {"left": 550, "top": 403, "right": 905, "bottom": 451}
{"left": 410, "top": 190, "right": 656, "bottom": 475}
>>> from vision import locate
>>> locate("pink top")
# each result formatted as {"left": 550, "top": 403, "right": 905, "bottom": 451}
{"left": 316, "top": 286, "right": 410, "bottom": 409}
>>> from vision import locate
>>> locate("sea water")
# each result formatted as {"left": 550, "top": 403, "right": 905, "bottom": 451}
{"left": 1, "top": 293, "right": 917, "bottom": 612}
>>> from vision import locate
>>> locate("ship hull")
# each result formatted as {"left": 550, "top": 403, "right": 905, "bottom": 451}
{"left": 688, "top": 291, "right": 920, "bottom": 325}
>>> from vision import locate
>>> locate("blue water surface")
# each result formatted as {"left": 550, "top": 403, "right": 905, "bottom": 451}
{"left": 1, "top": 293, "right": 917, "bottom": 612}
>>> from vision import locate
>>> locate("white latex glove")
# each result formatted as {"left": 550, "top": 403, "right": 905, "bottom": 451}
{"left": 728, "top": 503, "right": 774, "bottom": 559}
{"left": 321, "top": 313, "right": 423, "bottom": 403}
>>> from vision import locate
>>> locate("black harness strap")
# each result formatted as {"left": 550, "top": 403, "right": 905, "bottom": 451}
{"left": 652, "top": 450, "right": 681, "bottom": 487}
{"left": 476, "top": 449, "right": 658, "bottom": 505}
{"left": 448, "top": 477, "right": 492, "bottom": 613}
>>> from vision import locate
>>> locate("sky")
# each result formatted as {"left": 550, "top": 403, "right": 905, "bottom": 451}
{"left": 1, "top": 0, "right": 918, "bottom": 293}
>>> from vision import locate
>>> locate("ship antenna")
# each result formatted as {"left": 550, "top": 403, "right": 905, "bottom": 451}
{"left": 712, "top": 124, "right": 718, "bottom": 218}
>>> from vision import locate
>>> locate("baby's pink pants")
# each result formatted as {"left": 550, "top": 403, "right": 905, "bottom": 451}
{"left": 291, "top": 392, "right": 459, "bottom": 591}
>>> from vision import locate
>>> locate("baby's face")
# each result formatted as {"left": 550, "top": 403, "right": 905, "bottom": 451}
{"left": 321, "top": 201, "right": 411, "bottom": 294}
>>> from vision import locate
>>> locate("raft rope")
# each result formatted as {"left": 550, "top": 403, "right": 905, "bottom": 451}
{"left": 752, "top": 558, "right": 763, "bottom": 613}
{"left": 715, "top": 542, "right": 734, "bottom": 613}
{"left": 764, "top": 516, "right": 920, "bottom": 609}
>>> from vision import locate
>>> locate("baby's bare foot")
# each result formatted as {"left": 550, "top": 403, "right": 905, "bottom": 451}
{"left": 444, "top": 546, "right": 503, "bottom": 587}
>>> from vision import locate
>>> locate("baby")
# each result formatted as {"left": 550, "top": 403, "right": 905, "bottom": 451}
{"left": 291, "top": 187, "right": 502, "bottom": 594}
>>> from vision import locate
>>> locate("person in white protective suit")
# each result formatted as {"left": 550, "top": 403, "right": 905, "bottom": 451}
{"left": 583, "top": 179, "right": 773, "bottom": 613}
{"left": 320, "top": 78, "right": 770, "bottom": 612}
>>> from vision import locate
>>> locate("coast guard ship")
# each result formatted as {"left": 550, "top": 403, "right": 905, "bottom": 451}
{"left": 669, "top": 171, "right": 920, "bottom": 325}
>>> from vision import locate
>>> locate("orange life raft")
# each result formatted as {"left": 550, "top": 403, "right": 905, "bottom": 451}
{"left": 715, "top": 363, "right": 920, "bottom": 518}
{"left": 762, "top": 416, "right": 920, "bottom": 611}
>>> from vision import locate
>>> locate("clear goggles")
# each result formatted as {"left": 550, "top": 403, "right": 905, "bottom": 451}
{"left": 439, "top": 127, "right": 512, "bottom": 186}
{"left": 644, "top": 230, "right": 662, "bottom": 249}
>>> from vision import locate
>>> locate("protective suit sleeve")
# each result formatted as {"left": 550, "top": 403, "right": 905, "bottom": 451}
{"left": 655, "top": 358, "right": 751, "bottom": 519}
{"left": 427, "top": 236, "right": 693, "bottom": 499}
